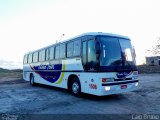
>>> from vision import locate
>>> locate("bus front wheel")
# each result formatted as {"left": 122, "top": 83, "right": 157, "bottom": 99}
{"left": 70, "top": 78, "right": 81, "bottom": 96}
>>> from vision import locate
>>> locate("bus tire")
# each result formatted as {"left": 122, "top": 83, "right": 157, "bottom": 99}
{"left": 70, "top": 77, "right": 81, "bottom": 97}
{"left": 30, "top": 74, "right": 35, "bottom": 86}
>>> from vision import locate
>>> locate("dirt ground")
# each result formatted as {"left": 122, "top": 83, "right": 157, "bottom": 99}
{"left": 0, "top": 74, "right": 160, "bottom": 120}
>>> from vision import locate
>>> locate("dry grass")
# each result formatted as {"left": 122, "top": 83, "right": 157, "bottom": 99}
{"left": 0, "top": 68, "right": 22, "bottom": 78}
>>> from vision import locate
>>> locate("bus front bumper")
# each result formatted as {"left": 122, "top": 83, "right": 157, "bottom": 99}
{"left": 100, "top": 80, "right": 139, "bottom": 96}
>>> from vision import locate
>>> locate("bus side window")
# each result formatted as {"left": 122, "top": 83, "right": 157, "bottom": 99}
{"left": 28, "top": 54, "right": 33, "bottom": 63}
{"left": 23, "top": 55, "right": 28, "bottom": 64}
{"left": 39, "top": 50, "right": 45, "bottom": 62}
{"left": 60, "top": 43, "right": 66, "bottom": 59}
{"left": 73, "top": 39, "right": 81, "bottom": 56}
{"left": 33, "top": 52, "right": 38, "bottom": 63}
{"left": 41, "top": 49, "right": 46, "bottom": 61}
{"left": 55, "top": 45, "right": 60, "bottom": 59}
{"left": 49, "top": 46, "right": 54, "bottom": 60}
{"left": 39, "top": 51, "right": 42, "bottom": 62}
{"left": 67, "top": 42, "right": 73, "bottom": 57}
{"left": 45, "top": 49, "right": 49, "bottom": 61}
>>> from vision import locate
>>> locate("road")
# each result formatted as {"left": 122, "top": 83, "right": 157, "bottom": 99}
{"left": 0, "top": 74, "right": 160, "bottom": 120}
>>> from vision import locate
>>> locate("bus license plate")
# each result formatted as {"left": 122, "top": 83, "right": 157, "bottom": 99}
{"left": 121, "top": 85, "right": 127, "bottom": 89}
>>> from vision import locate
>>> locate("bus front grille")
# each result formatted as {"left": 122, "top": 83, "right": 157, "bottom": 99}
{"left": 114, "top": 78, "right": 132, "bottom": 81}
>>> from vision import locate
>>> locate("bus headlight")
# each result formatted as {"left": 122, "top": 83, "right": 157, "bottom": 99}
{"left": 105, "top": 86, "right": 110, "bottom": 91}
{"left": 135, "top": 82, "right": 138, "bottom": 86}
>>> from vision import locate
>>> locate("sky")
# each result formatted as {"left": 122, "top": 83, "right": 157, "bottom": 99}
{"left": 0, "top": 0, "right": 160, "bottom": 69}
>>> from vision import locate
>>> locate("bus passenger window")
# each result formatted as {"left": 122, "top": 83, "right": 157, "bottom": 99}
{"left": 73, "top": 39, "right": 81, "bottom": 56}
{"left": 49, "top": 46, "right": 54, "bottom": 60}
{"left": 33, "top": 52, "right": 38, "bottom": 62}
{"left": 45, "top": 49, "right": 49, "bottom": 61}
{"left": 55, "top": 45, "right": 60, "bottom": 59}
{"left": 41, "top": 50, "right": 45, "bottom": 61}
{"left": 39, "top": 50, "right": 45, "bottom": 62}
{"left": 67, "top": 42, "right": 73, "bottom": 57}
{"left": 28, "top": 54, "right": 33, "bottom": 63}
{"left": 39, "top": 51, "right": 41, "bottom": 61}
{"left": 23, "top": 55, "right": 28, "bottom": 64}
{"left": 60, "top": 44, "right": 66, "bottom": 58}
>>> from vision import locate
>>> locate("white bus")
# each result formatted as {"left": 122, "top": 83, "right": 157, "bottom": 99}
{"left": 23, "top": 32, "right": 138, "bottom": 96}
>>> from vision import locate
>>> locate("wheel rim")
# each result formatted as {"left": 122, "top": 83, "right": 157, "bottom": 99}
{"left": 72, "top": 82, "right": 79, "bottom": 94}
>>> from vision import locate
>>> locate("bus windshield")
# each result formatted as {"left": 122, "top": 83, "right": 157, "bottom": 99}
{"left": 98, "top": 36, "right": 137, "bottom": 71}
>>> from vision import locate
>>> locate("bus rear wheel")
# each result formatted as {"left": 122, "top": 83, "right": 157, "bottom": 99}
{"left": 70, "top": 78, "right": 81, "bottom": 96}
{"left": 30, "top": 74, "right": 35, "bottom": 86}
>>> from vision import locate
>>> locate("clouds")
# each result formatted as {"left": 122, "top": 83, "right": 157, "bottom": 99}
{"left": 0, "top": 59, "right": 22, "bottom": 69}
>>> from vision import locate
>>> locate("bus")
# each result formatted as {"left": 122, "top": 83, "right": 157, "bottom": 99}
{"left": 23, "top": 32, "right": 138, "bottom": 96}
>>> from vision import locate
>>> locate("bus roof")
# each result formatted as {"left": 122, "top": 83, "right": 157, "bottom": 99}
{"left": 59, "top": 32, "right": 130, "bottom": 44}
{"left": 76, "top": 32, "right": 129, "bottom": 39}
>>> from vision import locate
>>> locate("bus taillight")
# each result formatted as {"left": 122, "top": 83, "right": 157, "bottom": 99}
{"left": 102, "top": 78, "right": 107, "bottom": 82}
